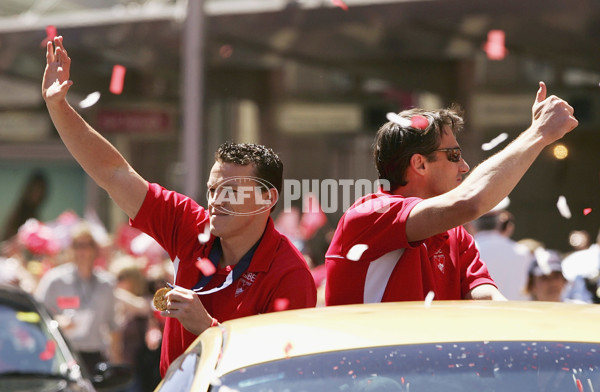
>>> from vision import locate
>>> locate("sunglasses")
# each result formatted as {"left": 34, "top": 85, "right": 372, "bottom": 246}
{"left": 434, "top": 147, "right": 462, "bottom": 163}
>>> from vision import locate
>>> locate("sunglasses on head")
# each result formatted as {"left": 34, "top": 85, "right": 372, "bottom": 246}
{"left": 434, "top": 147, "right": 462, "bottom": 163}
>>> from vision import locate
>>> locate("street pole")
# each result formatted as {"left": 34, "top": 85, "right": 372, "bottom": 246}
{"left": 181, "top": 0, "right": 205, "bottom": 200}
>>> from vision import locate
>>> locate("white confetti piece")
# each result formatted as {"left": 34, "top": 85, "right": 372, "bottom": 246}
{"left": 386, "top": 112, "right": 412, "bottom": 128}
{"left": 424, "top": 291, "right": 435, "bottom": 307}
{"left": 198, "top": 224, "right": 211, "bottom": 243}
{"left": 556, "top": 195, "right": 572, "bottom": 219}
{"left": 481, "top": 132, "right": 508, "bottom": 151}
{"left": 78, "top": 91, "right": 101, "bottom": 108}
{"left": 346, "top": 244, "right": 368, "bottom": 261}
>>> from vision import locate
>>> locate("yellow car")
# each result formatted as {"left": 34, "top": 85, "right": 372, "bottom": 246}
{"left": 155, "top": 301, "right": 600, "bottom": 392}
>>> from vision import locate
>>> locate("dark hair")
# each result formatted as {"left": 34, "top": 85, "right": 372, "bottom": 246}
{"left": 373, "top": 105, "right": 464, "bottom": 190}
{"left": 215, "top": 141, "right": 283, "bottom": 195}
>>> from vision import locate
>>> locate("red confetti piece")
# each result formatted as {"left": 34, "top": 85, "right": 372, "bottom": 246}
{"left": 583, "top": 208, "right": 592, "bottom": 215}
{"left": 40, "top": 25, "right": 57, "bottom": 47}
{"left": 109, "top": 65, "right": 126, "bottom": 95}
{"left": 332, "top": 0, "right": 349, "bottom": 11}
{"left": 274, "top": 298, "right": 290, "bottom": 311}
{"left": 483, "top": 30, "right": 508, "bottom": 60}
{"left": 576, "top": 379, "right": 583, "bottom": 392}
{"left": 284, "top": 342, "right": 293, "bottom": 357}
{"left": 46, "top": 25, "right": 57, "bottom": 39}
{"left": 195, "top": 258, "right": 216, "bottom": 276}
{"left": 410, "top": 115, "right": 429, "bottom": 130}
{"left": 39, "top": 340, "right": 56, "bottom": 361}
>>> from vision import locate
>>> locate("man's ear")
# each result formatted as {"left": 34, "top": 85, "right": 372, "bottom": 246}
{"left": 409, "top": 154, "right": 427, "bottom": 175}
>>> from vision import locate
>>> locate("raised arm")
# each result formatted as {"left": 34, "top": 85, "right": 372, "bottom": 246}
{"left": 42, "top": 36, "right": 147, "bottom": 219}
{"left": 406, "top": 82, "right": 578, "bottom": 242}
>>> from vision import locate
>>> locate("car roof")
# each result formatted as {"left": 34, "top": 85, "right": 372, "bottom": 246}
{"left": 209, "top": 301, "right": 600, "bottom": 376}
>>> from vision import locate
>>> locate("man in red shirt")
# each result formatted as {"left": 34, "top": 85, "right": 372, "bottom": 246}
{"left": 326, "top": 90, "right": 578, "bottom": 305}
{"left": 42, "top": 36, "right": 316, "bottom": 377}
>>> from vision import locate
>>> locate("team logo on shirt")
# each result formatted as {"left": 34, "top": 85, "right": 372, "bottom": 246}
{"left": 432, "top": 250, "right": 445, "bottom": 274}
{"left": 236, "top": 272, "right": 257, "bottom": 297}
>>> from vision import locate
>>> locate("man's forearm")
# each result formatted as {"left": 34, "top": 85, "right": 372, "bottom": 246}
{"left": 46, "top": 99, "right": 147, "bottom": 218}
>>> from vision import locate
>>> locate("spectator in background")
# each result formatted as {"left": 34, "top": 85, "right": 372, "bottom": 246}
{"left": 524, "top": 247, "right": 567, "bottom": 302}
{"left": 472, "top": 209, "right": 532, "bottom": 300}
{"left": 34, "top": 222, "right": 119, "bottom": 374}
{"left": 2, "top": 170, "right": 48, "bottom": 242}
{"left": 112, "top": 261, "right": 161, "bottom": 392}
{"left": 561, "top": 228, "right": 600, "bottom": 303}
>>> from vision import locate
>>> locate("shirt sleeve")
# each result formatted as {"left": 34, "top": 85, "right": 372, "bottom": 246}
{"left": 455, "top": 226, "right": 497, "bottom": 297}
{"left": 326, "top": 194, "right": 422, "bottom": 262}
{"left": 130, "top": 182, "right": 209, "bottom": 261}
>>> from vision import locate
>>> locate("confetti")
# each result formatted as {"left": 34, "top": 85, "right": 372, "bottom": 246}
{"left": 196, "top": 258, "right": 216, "bottom": 276}
{"left": 331, "top": 0, "right": 349, "bottom": 11}
{"left": 46, "top": 25, "right": 57, "bottom": 40}
{"left": 284, "top": 342, "right": 293, "bottom": 357}
{"left": 198, "top": 224, "right": 211, "bottom": 243}
{"left": 109, "top": 64, "right": 126, "bottom": 95}
{"left": 274, "top": 298, "right": 290, "bottom": 311}
{"left": 346, "top": 244, "right": 368, "bottom": 261}
{"left": 583, "top": 208, "right": 592, "bottom": 216}
{"left": 556, "top": 195, "right": 572, "bottom": 219}
{"left": 424, "top": 291, "right": 435, "bottom": 307}
{"left": 483, "top": 30, "right": 508, "bottom": 60}
{"left": 40, "top": 25, "right": 57, "bottom": 47}
{"left": 410, "top": 115, "right": 429, "bottom": 130}
{"left": 481, "top": 132, "right": 508, "bottom": 151}
{"left": 386, "top": 113, "right": 429, "bottom": 130}
{"left": 386, "top": 112, "right": 411, "bottom": 127}
{"left": 78, "top": 91, "right": 101, "bottom": 109}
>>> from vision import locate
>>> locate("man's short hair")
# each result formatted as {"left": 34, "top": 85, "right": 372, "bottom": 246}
{"left": 373, "top": 105, "right": 464, "bottom": 190}
{"left": 215, "top": 141, "right": 283, "bottom": 195}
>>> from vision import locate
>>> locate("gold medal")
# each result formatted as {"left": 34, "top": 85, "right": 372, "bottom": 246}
{"left": 153, "top": 287, "right": 170, "bottom": 311}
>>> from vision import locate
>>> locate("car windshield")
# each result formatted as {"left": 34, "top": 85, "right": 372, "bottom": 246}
{"left": 215, "top": 341, "right": 600, "bottom": 392}
{"left": 0, "top": 303, "right": 69, "bottom": 377}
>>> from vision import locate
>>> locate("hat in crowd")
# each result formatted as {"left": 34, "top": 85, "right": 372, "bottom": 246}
{"left": 529, "top": 248, "right": 563, "bottom": 277}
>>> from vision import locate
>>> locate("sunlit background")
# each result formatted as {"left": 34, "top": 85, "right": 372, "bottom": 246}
{"left": 0, "top": 0, "right": 599, "bottom": 253}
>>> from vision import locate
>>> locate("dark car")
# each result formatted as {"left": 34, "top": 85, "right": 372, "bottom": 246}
{"left": 0, "top": 284, "right": 132, "bottom": 392}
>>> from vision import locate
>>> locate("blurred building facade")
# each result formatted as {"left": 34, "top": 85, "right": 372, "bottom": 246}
{"left": 1, "top": 0, "right": 599, "bottom": 251}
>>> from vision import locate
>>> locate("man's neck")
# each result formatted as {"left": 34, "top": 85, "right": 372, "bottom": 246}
{"left": 392, "top": 184, "right": 427, "bottom": 199}
{"left": 219, "top": 222, "right": 266, "bottom": 267}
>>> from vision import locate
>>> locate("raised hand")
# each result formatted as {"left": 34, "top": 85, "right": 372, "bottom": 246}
{"left": 530, "top": 81, "right": 578, "bottom": 144}
{"left": 42, "top": 36, "right": 73, "bottom": 103}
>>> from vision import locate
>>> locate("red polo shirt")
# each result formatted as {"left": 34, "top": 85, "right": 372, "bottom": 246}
{"left": 131, "top": 183, "right": 317, "bottom": 376}
{"left": 325, "top": 191, "right": 495, "bottom": 305}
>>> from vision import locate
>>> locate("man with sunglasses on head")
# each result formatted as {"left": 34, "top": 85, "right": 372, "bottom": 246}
{"left": 326, "top": 87, "right": 578, "bottom": 305}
